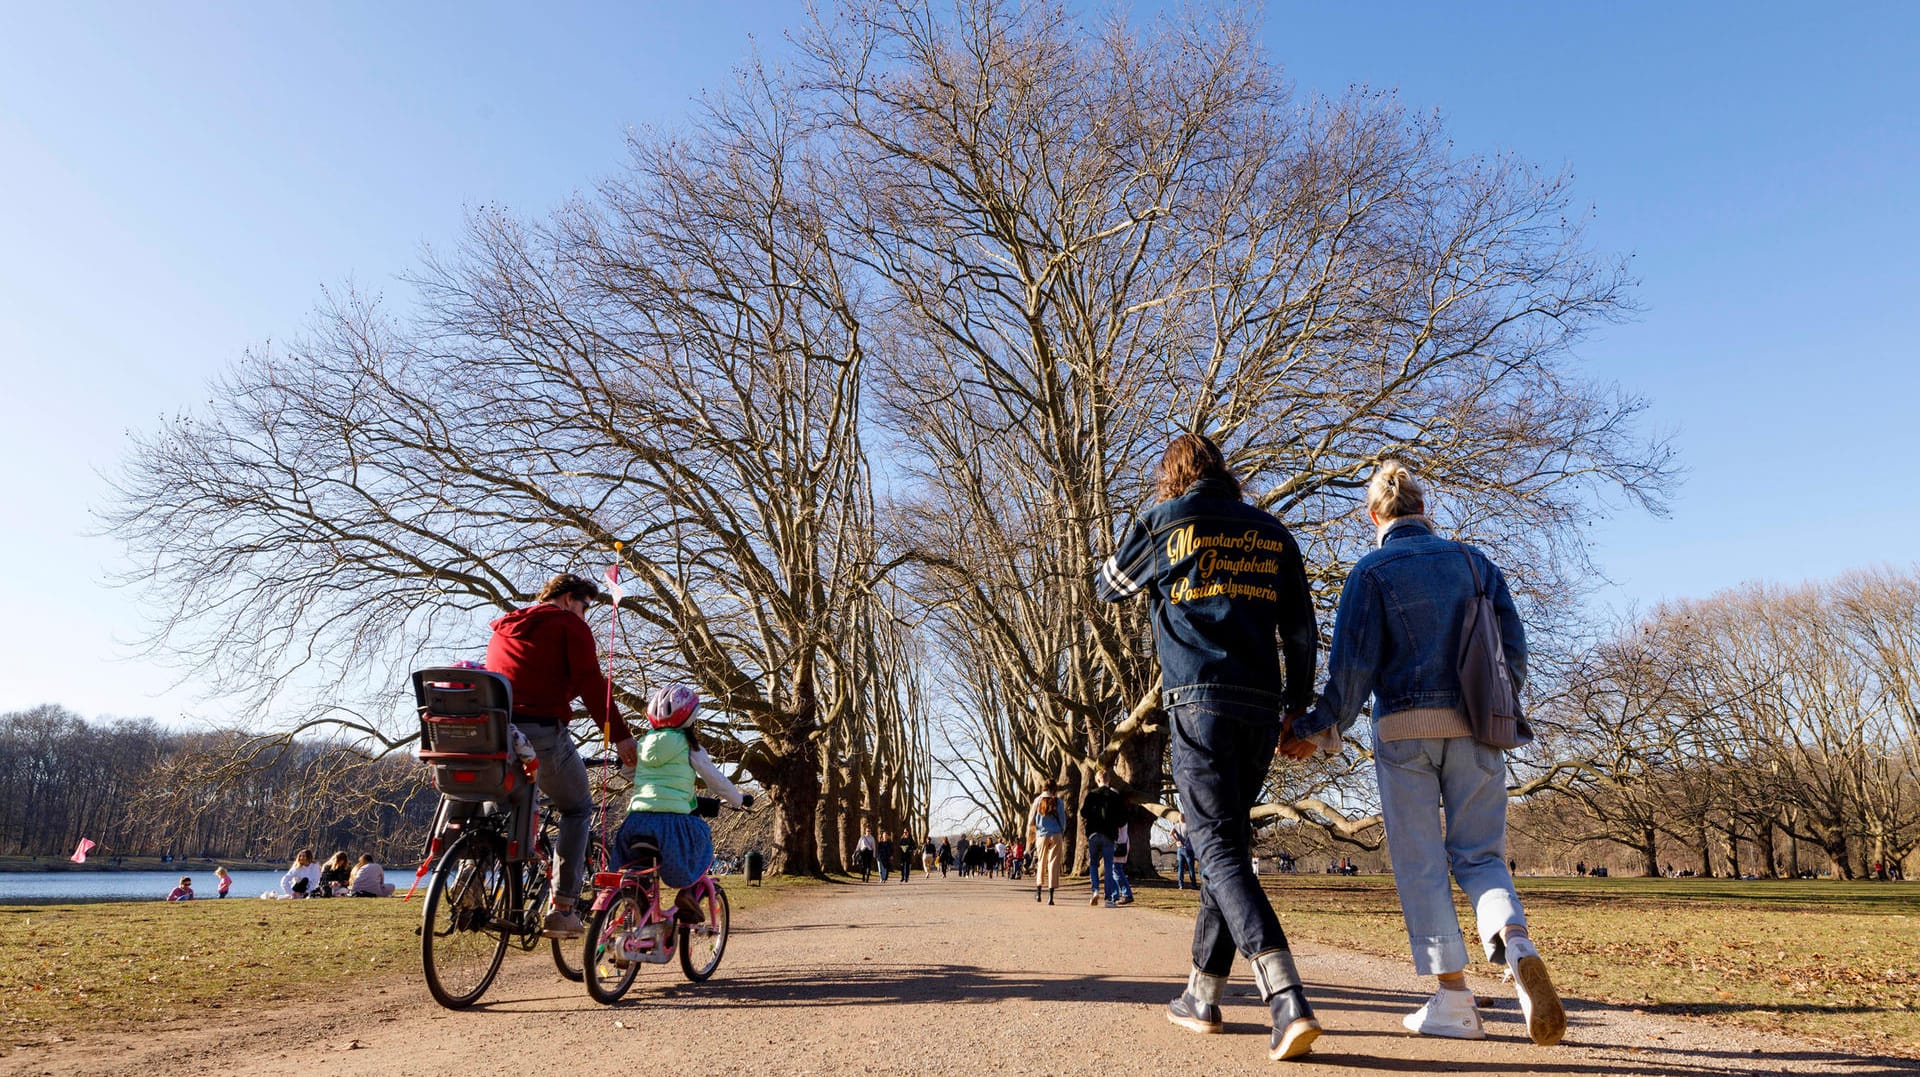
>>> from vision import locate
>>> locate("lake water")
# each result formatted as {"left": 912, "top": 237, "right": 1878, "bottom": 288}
{"left": 0, "top": 870, "right": 393, "bottom": 904}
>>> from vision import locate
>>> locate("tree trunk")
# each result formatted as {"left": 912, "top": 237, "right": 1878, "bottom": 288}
{"left": 1117, "top": 721, "right": 1166, "bottom": 879}
{"left": 1639, "top": 825, "right": 1661, "bottom": 877}
{"left": 815, "top": 758, "right": 845, "bottom": 874}
{"left": 761, "top": 729, "right": 822, "bottom": 876}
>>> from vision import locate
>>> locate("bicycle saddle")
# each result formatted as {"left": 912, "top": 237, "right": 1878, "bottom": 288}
{"left": 623, "top": 835, "right": 662, "bottom": 867}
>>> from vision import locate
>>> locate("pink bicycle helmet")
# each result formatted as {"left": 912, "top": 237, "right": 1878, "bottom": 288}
{"left": 646, "top": 684, "right": 700, "bottom": 730}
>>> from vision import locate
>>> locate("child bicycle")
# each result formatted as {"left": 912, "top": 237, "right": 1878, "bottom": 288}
{"left": 582, "top": 796, "right": 747, "bottom": 1003}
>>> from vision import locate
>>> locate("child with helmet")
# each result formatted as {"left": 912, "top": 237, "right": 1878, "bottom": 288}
{"left": 610, "top": 685, "right": 753, "bottom": 922}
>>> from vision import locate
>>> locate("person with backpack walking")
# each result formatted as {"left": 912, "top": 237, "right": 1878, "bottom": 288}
{"left": 1288, "top": 460, "right": 1564, "bottom": 1048}
{"left": 1081, "top": 768, "right": 1130, "bottom": 907}
{"left": 1095, "top": 433, "right": 1322, "bottom": 1061}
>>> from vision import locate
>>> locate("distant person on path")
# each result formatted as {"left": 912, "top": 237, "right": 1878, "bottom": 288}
{"left": 1110, "top": 815, "right": 1136, "bottom": 906}
{"left": 955, "top": 836, "right": 971, "bottom": 877}
{"left": 1027, "top": 782, "right": 1068, "bottom": 905}
{"left": 898, "top": 834, "right": 915, "bottom": 882}
{"left": 486, "top": 572, "right": 640, "bottom": 939}
{"left": 1081, "top": 769, "right": 1129, "bottom": 907}
{"left": 1172, "top": 816, "right": 1198, "bottom": 890}
{"left": 1289, "top": 460, "right": 1565, "bottom": 1048}
{"left": 1095, "top": 432, "right": 1321, "bottom": 1060}
{"left": 923, "top": 840, "right": 937, "bottom": 876}
{"left": 268, "top": 848, "right": 320, "bottom": 898}
{"left": 350, "top": 854, "right": 395, "bottom": 897}
{"left": 877, "top": 830, "right": 895, "bottom": 883}
{"left": 937, "top": 838, "right": 953, "bottom": 878}
{"left": 855, "top": 828, "right": 877, "bottom": 882}
{"left": 167, "top": 876, "right": 194, "bottom": 901}
{"left": 214, "top": 865, "right": 232, "bottom": 898}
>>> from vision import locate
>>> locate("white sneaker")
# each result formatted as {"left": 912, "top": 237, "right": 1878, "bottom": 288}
{"left": 1402, "top": 986, "right": 1485, "bottom": 1039}
{"left": 1506, "top": 937, "right": 1566, "bottom": 1046}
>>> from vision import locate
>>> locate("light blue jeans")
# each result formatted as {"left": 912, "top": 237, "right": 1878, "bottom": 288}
{"left": 1374, "top": 735, "right": 1526, "bottom": 975}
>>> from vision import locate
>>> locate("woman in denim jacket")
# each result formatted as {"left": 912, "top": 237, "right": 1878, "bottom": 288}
{"left": 1290, "top": 460, "right": 1565, "bottom": 1047}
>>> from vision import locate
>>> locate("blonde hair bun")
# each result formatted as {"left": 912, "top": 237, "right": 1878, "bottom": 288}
{"left": 1366, "top": 459, "right": 1426, "bottom": 521}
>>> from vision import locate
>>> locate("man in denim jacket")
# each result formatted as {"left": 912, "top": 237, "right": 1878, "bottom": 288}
{"left": 1095, "top": 433, "right": 1322, "bottom": 1061}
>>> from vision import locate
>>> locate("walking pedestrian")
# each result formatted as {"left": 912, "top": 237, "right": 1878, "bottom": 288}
{"left": 1026, "top": 782, "right": 1068, "bottom": 905}
{"left": 938, "top": 838, "right": 953, "bottom": 878}
{"left": 877, "top": 829, "right": 895, "bottom": 883}
{"left": 1095, "top": 432, "right": 1321, "bottom": 1060}
{"left": 1172, "top": 816, "right": 1198, "bottom": 889}
{"left": 1111, "top": 816, "right": 1136, "bottom": 905}
{"left": 898, "top": 833, "right": 916, "bottom": 882}
{"left": 1081, "top": 768, "right": 1128, "bottom": 907}
{"left": 1288, "top": 459, "right": 1565, "bottom": 1048}
{"left": 855, "top": 827, "right": 877, "bottom": 883}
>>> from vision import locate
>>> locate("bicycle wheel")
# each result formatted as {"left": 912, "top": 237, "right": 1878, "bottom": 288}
{"left": 583, "top": 888, "right": 646, "bottom": 1004}
{"left": 679, "top": 880, "right": 730, "bottom": 982}
{"left": 421, "top": 833, "right": 512, "bottom": 1010}
{"left": 551, "top": 836, "right": 607, "bottom": 981}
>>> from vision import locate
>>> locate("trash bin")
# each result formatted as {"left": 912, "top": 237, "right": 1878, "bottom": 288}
{"left": 745, "top": 850, "right": 764, "bottom": 886}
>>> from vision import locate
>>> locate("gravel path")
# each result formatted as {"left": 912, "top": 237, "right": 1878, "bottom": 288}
{"left": 10, "top": 875, "right": 1916, "bottom": 1076}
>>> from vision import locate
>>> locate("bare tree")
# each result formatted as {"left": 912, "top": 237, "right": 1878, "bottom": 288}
{"left": 803, "top": 0, "right": 1674, "bottom": 841}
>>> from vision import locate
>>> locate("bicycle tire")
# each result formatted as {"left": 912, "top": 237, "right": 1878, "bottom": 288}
{"left": 551, "top": 835, "right": 609, "bottom": 981}
{"left": 421, "top": 832, "right": 512, "bottom": 1010}
{"left": 582, "top": 888, "right": 646, "bottom": 1004}
{"left": 679, "top": 880, "right": 730, "bottom": 982}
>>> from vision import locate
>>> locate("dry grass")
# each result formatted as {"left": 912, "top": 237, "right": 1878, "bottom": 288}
{"left": 0, "top": 873, "right": 815, "bottom": 1044}
{"left": 1132, "top": 873, "right": 1920, "bottom": 1059}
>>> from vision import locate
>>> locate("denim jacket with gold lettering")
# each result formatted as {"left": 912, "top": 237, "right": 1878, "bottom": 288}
{"left": 1094, "top": 478, "right": 1316, "bottom": 715}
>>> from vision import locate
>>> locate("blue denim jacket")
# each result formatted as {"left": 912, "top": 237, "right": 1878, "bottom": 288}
{"left": 1292, "top": 518, "right": 1526, "bottom": 739}
{"left": 1094, "top": 478, "right": 1317, "bottom": 713}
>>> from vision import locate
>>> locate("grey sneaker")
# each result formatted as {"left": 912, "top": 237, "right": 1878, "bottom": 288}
{"left": 541, "top": 908, "right": 585, "bottom": 939}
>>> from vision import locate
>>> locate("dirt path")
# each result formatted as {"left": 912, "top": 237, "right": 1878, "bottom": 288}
{"left": 9, "top": 876, "right": 1915, "bottom": 1076}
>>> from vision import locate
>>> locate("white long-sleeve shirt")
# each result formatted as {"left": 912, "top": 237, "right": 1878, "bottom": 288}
{"left": 280, "top": 862, "right": 320, "bottom": 896}
{"left": 689, "top": 746, "right": 746, "bottom": 807}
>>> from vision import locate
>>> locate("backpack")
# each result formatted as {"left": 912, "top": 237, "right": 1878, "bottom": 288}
{"left": 1454, "top": 549, "right": 1532, "bottom": 750}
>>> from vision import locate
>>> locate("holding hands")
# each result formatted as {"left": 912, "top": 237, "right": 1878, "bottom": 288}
{"left": 1278, "top": 710, "right": 1318, "bottom": 761}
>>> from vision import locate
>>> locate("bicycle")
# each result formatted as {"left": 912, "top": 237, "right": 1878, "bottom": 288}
{"left": 417, "top": 757, "right": 619, "bottom": 1007}
{"left": 581, "top": 799, "right": 741, "bottom": 1004}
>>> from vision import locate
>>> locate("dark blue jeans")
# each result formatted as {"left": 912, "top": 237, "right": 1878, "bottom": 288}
{"left": 1170, "top": 702, "right": 1289, "bottom": 974}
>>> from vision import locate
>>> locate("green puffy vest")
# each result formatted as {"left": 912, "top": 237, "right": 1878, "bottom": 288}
{"left": 627, "top": 728, "right": 697, "bottom": 814}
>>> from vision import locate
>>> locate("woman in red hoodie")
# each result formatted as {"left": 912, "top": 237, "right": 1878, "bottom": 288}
{"left": 486, "top": 573, "right": 639, "bottom": 939}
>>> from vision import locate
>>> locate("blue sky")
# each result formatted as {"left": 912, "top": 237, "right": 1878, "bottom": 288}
{"left": 2, "top": 1, "right": 1916, "bottom": 724}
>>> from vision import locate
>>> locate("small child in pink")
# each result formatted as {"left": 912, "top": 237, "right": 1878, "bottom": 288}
{"left": 214, "top": 866, "right": 232, "bottom": 898}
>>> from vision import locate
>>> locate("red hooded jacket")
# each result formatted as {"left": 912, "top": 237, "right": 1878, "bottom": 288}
{"left": 484, "top": 604, "right": 632, "bottom": 743}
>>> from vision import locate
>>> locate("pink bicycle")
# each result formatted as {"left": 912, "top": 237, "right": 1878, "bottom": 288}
{"left": 581, "top": 811, "right": 734, "bottom": 1002}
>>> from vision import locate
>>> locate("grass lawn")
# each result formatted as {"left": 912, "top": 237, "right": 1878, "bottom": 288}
{"left": 1133, "top": 873, "right": 1920, "bottom": 1058}
{"left": 0, "top": 873, "right": 816, "bottom": 1045}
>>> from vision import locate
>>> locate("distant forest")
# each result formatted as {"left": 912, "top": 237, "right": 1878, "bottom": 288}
{"left": 0, "top": 705, "right": 437, "bottom": 866}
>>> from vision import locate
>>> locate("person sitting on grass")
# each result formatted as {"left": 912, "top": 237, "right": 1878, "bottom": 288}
{"left": 317, "top": 851, "right": 352, "bottom": 897}
{"left": 350, "top": 854, "right": 395, "bottom": 897}
{"left": 265, "top": 848, "right": 320, "bottom": 899}
{"left": 167, "top": 876, "right": 194, "bottom": 901}
{"left": 609, "top": 685, "right": 752, "bottom": 924}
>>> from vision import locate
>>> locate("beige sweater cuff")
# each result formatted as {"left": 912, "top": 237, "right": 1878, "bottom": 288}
{"left": 1374, "top": 707, "right": 1472, "bottom": 742}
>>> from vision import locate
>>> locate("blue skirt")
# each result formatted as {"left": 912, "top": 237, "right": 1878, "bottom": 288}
{"left": 611, "top": 810, "right": 714, "bottom": 888}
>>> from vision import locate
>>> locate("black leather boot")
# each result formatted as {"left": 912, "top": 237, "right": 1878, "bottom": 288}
{"left": 1252, "top": 949, "right": 1321, "bottom": 1060}
{"left": 1166, "top": 967, "right": 1226, "bottom": 1033}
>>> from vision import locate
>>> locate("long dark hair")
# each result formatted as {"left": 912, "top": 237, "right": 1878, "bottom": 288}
{"left": 1154, "top": 432, "right": 1240, "bottom": 502}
